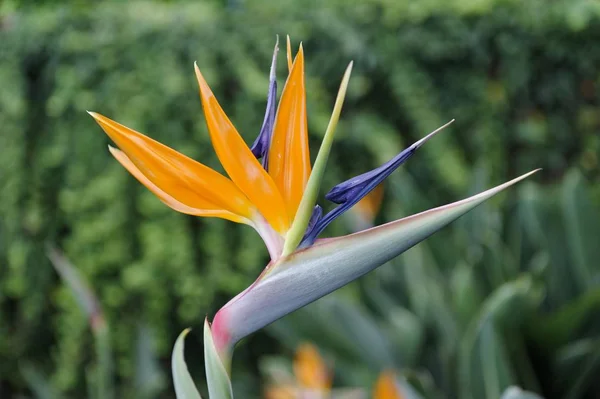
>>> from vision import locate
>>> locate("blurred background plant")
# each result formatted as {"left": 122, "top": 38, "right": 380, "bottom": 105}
{"left": 0, "top": 0, "right": 599, "bottom": 398}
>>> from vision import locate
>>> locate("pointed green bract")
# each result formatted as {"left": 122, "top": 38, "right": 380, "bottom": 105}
{"left": 172, "top": 329, "right": 202, "bottom": 399}
{"left": 282, "top": 62, "right": 354, "bottom": 256}
{"left": 216, "top": 170, "right": 540, "bottom": 345}
{"left": 204, "top": 319, "right": 234, "bottom": 399}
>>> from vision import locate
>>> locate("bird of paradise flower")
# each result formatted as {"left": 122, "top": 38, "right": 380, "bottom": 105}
{"left": 90, "top": 36, "right": 539, "bottom": 397}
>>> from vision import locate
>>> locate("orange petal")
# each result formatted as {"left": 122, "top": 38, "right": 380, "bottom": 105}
{"left": 109, "top": 146, "right": 248, "bottom": 223}
{"left": 194, "top": 65, "right": 290, "bottom": 234}
{"left": 89, "top": 112, "right": 254, "bottom": 223}
{"left": 268, "top": 45, "right": 311, "bottom": 220}
{"left": 293, "top": 343, "right": 331, "bottom": 391}
{"left": 373, "top": 371, "right": 404, "bottom": 399}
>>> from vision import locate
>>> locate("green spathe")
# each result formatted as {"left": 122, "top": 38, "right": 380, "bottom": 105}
{"left": 215, "top": 170, "right": 540, "bottom": 347}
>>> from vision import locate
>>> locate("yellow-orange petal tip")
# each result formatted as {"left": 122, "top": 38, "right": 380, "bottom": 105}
{"left": 194, "top": 64, "right": 212, "bottom": 97}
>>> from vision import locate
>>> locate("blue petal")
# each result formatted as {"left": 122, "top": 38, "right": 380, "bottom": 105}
{"left": 250, "top": 38, "right": 279, "bottom": 169}
{"left": 305, "top": 205, "right": 323, "bottom": 231}
{"left": 298, "top": 206, "right": 323, "bottom": 249}
{"left": 301, "top": 121, "right": 453, "bottom": 246}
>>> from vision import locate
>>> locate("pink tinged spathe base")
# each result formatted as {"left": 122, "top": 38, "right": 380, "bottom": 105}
{"left": 211, "top": 260, "right": 272, "bottom": 354}
{"left": 211, "top": 314, "right": 231, "bottom": 357}
{"left": 212, "top": 170, "right": 540, "bottom": 348}
{"left": 203, "top": 319, "right": 234, "bottom": 397}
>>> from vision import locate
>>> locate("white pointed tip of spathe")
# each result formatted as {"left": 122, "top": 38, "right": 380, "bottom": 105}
{"left": 413, "top": 119, "right": 455, "bottom": 149}
{"left": 519, "top": 168, "right": 542, "bottom": 180}
{"left": 512, "top": 168, "right": 542, "bottom": 181}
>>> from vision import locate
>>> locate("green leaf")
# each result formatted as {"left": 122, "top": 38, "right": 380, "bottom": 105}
{"left": 20, "top": 364, "right": 57, "bottom": 399}
{"left": 204, "top": 319, "right": 233, "bottom": 399}
{"left": 172, "top": 329, "right": 202, "bottom": 399}
{"left": 530, "top": 289, "right": 600, "bottom": 349}
{"left": 561, "top": 170, "right": 600, "bottom": 292}
{"left": 135, "top": 324, "right": 165, "bottom": 398}
{"left": 554, "top": 338, "right": 600, "bottom": 399}
{"left": 385, "top": 306, "right": 424, "bottom": 365}
{"left": 451, "top": 262, "right": 484, "bottom": 328}
{"left": 458, "top": 277, "right": 544, "bottom": 399}
{"left": 271, "top": 297, "right": 395, "bottom": 369}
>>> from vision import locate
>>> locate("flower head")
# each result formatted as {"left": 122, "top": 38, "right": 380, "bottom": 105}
{"left": 90, "top": 38, "right": 305, "bottom": 259}
{"left": 91, "top": 36, "right": 539, "bottom": 383}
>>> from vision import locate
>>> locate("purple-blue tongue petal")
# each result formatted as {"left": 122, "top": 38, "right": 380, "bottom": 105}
{"left": 306, "top": 205, "right": 323, "bottom": 231}
{"left": 250, "top": 38, "right": 279, "bottom": 169}
{"left": 302, "top": 121, "right": 454, "bottom": 245}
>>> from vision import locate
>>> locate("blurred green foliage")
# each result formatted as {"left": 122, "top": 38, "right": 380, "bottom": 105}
{"left": 0, "top": 0, "right": 599, "bottom": 398}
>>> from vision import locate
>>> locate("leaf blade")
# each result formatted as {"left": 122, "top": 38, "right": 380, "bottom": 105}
{"left": 172, "top": 329, "right": 202, "bottom": 399}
